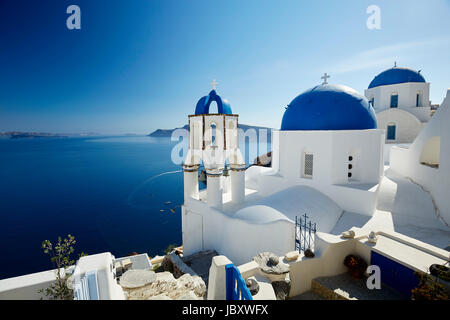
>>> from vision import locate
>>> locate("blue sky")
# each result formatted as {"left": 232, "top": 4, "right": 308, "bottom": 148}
{"left": 0, "top": 0, "right": 449, "bottom": 134}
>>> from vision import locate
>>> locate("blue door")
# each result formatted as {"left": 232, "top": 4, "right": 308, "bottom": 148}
{"left": 387, "top": 125, "right": 396, "bottom": 140}
{"left": 390, "top": 94, "right": 398, "bottom": 108}
{"left": 371, "top": 251, "right": 419, "bottom": 298}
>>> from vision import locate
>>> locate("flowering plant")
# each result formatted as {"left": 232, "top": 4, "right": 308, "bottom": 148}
{"left": 343, "top": 254, "right": 368, "bottom": 278}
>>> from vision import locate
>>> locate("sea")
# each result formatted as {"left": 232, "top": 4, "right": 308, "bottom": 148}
{"left": 0, "top": 135, "right": 269, "bottom": 279}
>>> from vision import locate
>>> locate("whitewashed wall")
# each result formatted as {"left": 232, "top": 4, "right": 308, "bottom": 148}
{"left": 377, "top": 108, "right": 424, "bottom": 144}
{"left": 390, "top": 89, "right": 450, "bottom": 226}
{"left": 365, "top": 82, "right": 431, "bottom": 122}
{"left": 182, "top": 200, "right": 295, "bottom": 265}
{"left": 252, "top": 130, "right": 384, "bottom": 216}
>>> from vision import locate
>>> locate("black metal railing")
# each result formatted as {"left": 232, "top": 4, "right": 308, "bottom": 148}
{"left": 295, "top": 214, "right": 317, "bottom": 253}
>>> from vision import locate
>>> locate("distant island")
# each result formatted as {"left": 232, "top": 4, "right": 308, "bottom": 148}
{"left": 0, "top": 132, "right": 68, "bottom": 139}
{"left": 0, "top": 131, "right": 103, "bottom": 139}
{"left": 148, "top": 124, "right": 273, "bottom": 138}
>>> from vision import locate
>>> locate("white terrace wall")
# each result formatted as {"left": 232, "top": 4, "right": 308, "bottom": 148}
{"left": 390, "top": 89, "right": 450, "bottom": 225}
{"left": 0, "top": 269, "right": 61, "bottom": 300}
{"left": 288, "top": 232, "right": 370, "bottom": 297}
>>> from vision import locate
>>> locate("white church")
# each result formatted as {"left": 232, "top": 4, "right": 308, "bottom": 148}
{"left": 181, "top": 68, "right": 450, "bottom": 268}
{"left": 364, "top": 65, "right": 432, "bottom": 144}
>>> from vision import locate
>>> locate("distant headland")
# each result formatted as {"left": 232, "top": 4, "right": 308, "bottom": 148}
{"left": 148, "top": 124, "right": 273, "bottom": 138}
{"left": 0, "top": 132, "right": 102, "bottom": 139}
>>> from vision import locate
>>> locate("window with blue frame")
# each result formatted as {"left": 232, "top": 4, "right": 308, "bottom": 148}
{"left": 387, "top": 124, "right": 396, "bottom": 140}
{"left": 390, "top": 94, "right": 398, "bottom": 108}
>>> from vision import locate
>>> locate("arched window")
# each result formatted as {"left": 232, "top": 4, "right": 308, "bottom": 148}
{"left": 420, "top": 136, "right": 440, "bottom": 169}
{"left": 209, "top": 101, "right": 219, "bottom": 114}
{"left": 416, "top": 92, "right": 421, "bottom": 107}
{"left": 387, "top": 123, "right": 396, "bottom": 141}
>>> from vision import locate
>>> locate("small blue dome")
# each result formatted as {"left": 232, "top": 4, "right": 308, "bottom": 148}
{"left": 281, "top": 84, "right": 377, "bottom": 131}
{"left": 368, "top": 67, "right": 426, "bottom": 89}
{"left": 195, "top": 90, "right": 232, "bottom": 115}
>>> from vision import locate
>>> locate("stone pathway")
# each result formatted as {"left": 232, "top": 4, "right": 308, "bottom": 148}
{"left": 181, "top": 250, "right": 218, "bottom": 286}
{"left": 312, "top": 273, "right": 407, "bottom": 300}
{"left": 289, "top": 291, "right": 325, "bottom": 300}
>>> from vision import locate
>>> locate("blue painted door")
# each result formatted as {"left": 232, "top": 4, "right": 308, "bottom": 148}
{"left": 387, "top": 125, "right": 396, "bottom": 140}
{"left": 390, "top": 94, "right": 398, "bottom": 108}
{"left": 371, "top": 251, "right": 419, "bottom": 298}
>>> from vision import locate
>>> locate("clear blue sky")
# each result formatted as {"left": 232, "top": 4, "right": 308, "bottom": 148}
{"left": 0, "top": 0, "right": 449, "bottom": 134}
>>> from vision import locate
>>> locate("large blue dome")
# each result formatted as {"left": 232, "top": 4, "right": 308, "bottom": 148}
{"left": 281, "top": 84, "right": 377, "bottom": 131}
{"left": 368, "top": 67, "right": 426, "bottom": 89}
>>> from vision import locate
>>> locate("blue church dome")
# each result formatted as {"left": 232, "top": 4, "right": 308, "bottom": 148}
{"left": 281, "top": 84, "right": 377, "bottom": 131}
{"left": 195, "top": 90, "right": 232, "bottom": 115}
{"left": 368, "top": 67, "right": 426, "bottom": 89}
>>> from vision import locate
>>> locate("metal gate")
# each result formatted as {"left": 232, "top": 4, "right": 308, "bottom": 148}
{"left": 295, "top": 214, "right": 317, "bottom": 253}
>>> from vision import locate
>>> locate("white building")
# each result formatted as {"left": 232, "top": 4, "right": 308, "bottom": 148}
{"left": 364, "top": 66, "right": 432, "bottom": 144}
{"left": 182, "top": 84, "right": 386, "bottom": 264}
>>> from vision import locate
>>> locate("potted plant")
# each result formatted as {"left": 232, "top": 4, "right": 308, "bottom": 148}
{"left": 343, "top": 254, "right": 368, "bottom": 279}
{"left": 411, "top": 270, "right": 449, "bottom": 300}
{"left": 429, "top": 263, "right": 450, "bottom": 282}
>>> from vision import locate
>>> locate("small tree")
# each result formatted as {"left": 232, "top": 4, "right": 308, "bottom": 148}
{"left": 38, "top": 234, "right": 85, "bottom": 300}
{"left": 164, "top": 243, "right": 177, "bottom": 254}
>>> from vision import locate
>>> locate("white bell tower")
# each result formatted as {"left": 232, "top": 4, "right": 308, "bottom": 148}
{"left": 183, "top": 82, "right": 245, "bottom": 208}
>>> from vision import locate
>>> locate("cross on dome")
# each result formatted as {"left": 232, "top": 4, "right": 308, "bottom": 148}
{"left": 211, "top": 79, "right": 218, "bottom": 90}
{"left": 321, "top": 73, "right": 330, "bottom": 85}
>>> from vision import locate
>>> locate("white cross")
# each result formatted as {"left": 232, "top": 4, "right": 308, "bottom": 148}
{"left": 211, "top": 79, "right": 218, "bottom": 90}
{"left": 321, "top": 73, "right": 330, "bottom": 85}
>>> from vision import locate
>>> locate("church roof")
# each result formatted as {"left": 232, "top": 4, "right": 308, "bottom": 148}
{"left": 194, "top": 90, "right": 232, "bottom": 115}
{"left": 368, "top": 67, "right": 426, "bottom": 89}
{"left": 233, "top": 185, "right": 343, "bottom": 233}
{"left": 280, "top": 84, "right": 377, "bottom": 131}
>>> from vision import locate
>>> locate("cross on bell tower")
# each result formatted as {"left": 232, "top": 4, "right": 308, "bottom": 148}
{"left": 211, "top": 79, "right": 218, "bottom": 90}
{"left": 321, "top": 73, "right": 330, "bottom": 85}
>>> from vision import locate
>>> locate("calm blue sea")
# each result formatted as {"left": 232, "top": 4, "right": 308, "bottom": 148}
{"left": 0, "top": 136, "right": 269, "bottom": 279}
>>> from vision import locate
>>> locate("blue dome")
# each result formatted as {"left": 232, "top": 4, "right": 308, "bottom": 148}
{"left": 195, "top": 90, "right": 232, "bottom": 115}
{"left": 281, "top": 84, "right": 377, "bottom": 131}
{"left": 368, "top": 67, "right": 426, "bottom": 89}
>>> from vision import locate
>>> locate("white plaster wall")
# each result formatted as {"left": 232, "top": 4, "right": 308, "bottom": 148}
{"left": 0, "top": 269, "right": 61, "bottom": 300}
{"left": 182, "top": 206, "right": 204, "bottom": 255}
{"left": 288, "top": 233, "right": 359, "bottom": 296}
{"left": 207, "top": 255, "right": 232, "bottom": 300}
{"left": 377, "top": 108, "right": 424, "bottom": 144}
{"left": 252, "top": 130, "right": 384, "bottom": 216}
{"left": 277, "top": 130, "right": 383, "bottom": 186}
{"left": 365, "top": 82, "right": 431, "bottom": 122}
{"left": 330, "top": 130, "right": 384, "bottom": 185}
{"left": 182, "top": 200, "right": 295, "bottom": 265}
{"left": 390, "top": 89, "right": 450, "bottom": 225}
